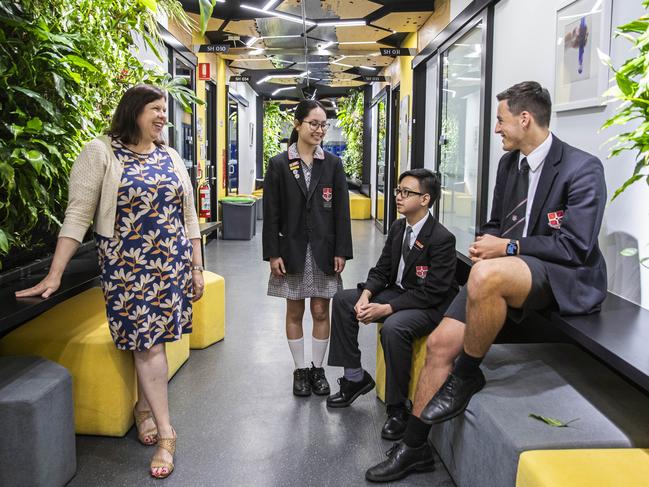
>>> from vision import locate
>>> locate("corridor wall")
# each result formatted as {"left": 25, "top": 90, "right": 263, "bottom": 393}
{"left": 488, "top": 0, "right": 649, "bottom": 308}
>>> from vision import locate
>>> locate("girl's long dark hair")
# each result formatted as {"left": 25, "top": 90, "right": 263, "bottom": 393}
{"left": 288, "top": 99, "right": 327, "bottom": 146}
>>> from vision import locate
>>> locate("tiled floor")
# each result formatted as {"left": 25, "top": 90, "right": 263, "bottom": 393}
{"left": 69, "top": 220, "right": 455, "bottom": 487}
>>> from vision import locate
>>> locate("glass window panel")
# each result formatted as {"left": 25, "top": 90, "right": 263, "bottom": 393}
{"left": 375, "top": 99, "right": 387, "bottom": 227}
{"left": 171, "top": 57, "right": 195, "bottom": 170}
{"left": 227, "top": 98, "right": 239, "bottom": 194}
{"left": 438, "top": 23, "right": 483, "bottom": 255}
{"left": 424, "top": 57, "right": 439, "bottom": 172}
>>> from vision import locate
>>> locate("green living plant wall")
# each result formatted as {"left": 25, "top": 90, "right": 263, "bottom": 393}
{"left": 337, "top": 89, "right": 364, "bottom": 180}
{"left": 0, "top": 0, "right": 207, "bottom": 270}
{"left": 337, "top": 90, "right": 364, "bottom": 179}
{"left": 600, "top": 0, "right": 649, "bottom": 268}
{"left": 262, "top": 101, "right": 292, "bottom": 173}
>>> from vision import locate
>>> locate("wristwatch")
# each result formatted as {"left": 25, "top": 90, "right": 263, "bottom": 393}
{"left": 191, "top": 265, "right": 204, "bottom": 272}
{"left": 505, "top": 240, "right": 519, "bottom": 256}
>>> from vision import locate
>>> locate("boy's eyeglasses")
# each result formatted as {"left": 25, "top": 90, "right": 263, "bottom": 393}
{"left": 394, "top": 187, "right": 425, "bottom": 198}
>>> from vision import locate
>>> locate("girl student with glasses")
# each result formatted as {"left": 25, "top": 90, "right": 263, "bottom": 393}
{"left": 262, "top": 99, "right": 353, "bottom": 398}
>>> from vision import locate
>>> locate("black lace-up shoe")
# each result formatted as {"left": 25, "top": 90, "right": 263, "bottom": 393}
{"left": 293, "top": 368, "right": 311, "bottom": 397}
{"left": 308, "top": 362, "right": 330, "bottom": 396}
{"left": 365, "top": 441, "right": 435, "bottom": 482}
{"left": 326, "top": 370, "right": 375, "bottom": 408}
{"left": 381, "top": 402, "right": 412, "bottom": 440}
{"left": 420, "top": 370, "right": 486, "bottom": 424}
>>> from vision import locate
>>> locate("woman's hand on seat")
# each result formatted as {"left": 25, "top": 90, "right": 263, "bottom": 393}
{"left": 15, "top": 274, "right": 62, "bottom": 299}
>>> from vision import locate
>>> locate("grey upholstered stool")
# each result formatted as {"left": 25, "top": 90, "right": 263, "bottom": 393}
{"left": 0, "top": 356, "right": 76, "bottom": 487}
{"left": 429, "top": 344, "right": 649, "bottom": 487}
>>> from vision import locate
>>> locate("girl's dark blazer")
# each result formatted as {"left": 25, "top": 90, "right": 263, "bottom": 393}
{"left": 262, "top": 150, "right": 353, "bottom": 275}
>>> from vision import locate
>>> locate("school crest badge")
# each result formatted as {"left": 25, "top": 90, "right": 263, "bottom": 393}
{"left": 547, "top": 210, "right": 564, "bottom": 229}
{"left": 322, "top": 187, "right": 333, "bottom": 202}
{"left": 415, "top": 266, "right": 429, "bottom": 279}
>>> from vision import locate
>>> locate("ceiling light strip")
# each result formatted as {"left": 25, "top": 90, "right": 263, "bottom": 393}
{"left": 316, "top": 19, "right": 366, "bottom": 27}
{"left": 261, "top": 35, "right": 302, "bottom": 39}
{"left": 262, "top": 0, "right": 279, "bottom": 10}
{"left": 241, "top": 4, "right": 316, "bottom": 26}
{"left": 272, "top": 86, "right": 294, "bottom": 96}
{"left": 257, "top": 71, "right": 309, "bottom": 85}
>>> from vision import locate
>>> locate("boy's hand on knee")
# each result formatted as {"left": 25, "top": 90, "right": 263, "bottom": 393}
{"left": 470, "top": 234, "right": 509, "bottom": 260}
{"left": 354, "top": 290, "right": 371, "bottom": 315}
{"left": 357, "top": 303, "right": 391, "bottom": 324}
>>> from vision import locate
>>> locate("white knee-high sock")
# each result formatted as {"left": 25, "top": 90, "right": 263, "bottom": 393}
{"left": 288, "top": 337, "right": 305, "bottom": 369}
{"left": 311, "top": 336, "right": 329, "bottom": 368}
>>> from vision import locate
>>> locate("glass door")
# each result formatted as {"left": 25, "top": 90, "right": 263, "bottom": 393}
{"left": 424, "top": 54, "right": 440, "bottom": 172}
{"left": 437, "top": 17, "right": 490, "bottom": 256}
{"left": 169, "top": 52, "right": 197, "bottom": 184}
{"left": 205, "top": 81, "right": 218, "bottom": 220}
{"left": 370, "top": 89, "right": 390, "bottom": 233}
{"left": 226, "top": 95, "right": 239, "bottom": 195}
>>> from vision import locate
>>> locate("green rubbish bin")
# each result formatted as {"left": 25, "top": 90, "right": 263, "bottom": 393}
{"left": 220, "top": 197, "right": 256, "bottom": 240}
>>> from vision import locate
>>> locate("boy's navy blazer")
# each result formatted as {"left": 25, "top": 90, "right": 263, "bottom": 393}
{"left": 483, "top": 135, "right": 607, "bottom": 315}
{"left": 262, "top": 150, "right": 353, "bottom": 275}
{"left": 361, "top": 214, "right": 458, "bottom": 313}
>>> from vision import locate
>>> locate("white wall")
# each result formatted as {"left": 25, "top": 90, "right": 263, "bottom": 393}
{"left": 451, "top": 0, "right": 474, "bottom": 21}
{"left": 488, "top": 0, "right": 649, "bottom": 308}
{"left": 227, "top": 72, "right": 259, "bottom": 195}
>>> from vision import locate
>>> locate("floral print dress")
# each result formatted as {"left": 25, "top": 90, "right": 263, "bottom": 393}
{"left": 95, "top": 139, "right": 193, "bottom": 351}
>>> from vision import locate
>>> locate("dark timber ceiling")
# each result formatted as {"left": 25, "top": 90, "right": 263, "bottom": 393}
{"left": 180, "top": 1, "right": 436, "bottom": 103}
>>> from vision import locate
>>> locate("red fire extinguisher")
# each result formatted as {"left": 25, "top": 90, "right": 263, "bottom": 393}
{"left": 198, "top": 167, "right": 211, "bottom": 219}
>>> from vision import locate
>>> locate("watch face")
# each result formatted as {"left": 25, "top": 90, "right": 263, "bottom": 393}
{"left": 506, "top": 242, "right": 517, "bottom": 256}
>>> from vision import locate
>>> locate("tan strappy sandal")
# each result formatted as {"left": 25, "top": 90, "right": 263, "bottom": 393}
{"left": 150, "top": 428, "right": 176, "bottom": 479}
{"left": 133, "top": 403, "right": 158, "bottom": 446}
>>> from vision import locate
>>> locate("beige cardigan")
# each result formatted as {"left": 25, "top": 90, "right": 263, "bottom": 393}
{"left": 59, "top": 135, "right": 200, "bottom": 243}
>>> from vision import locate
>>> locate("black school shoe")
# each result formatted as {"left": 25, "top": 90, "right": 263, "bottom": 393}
{"left": 365, "top": 441, "right": 435, "bottom": 483}
{"left": 293, "top": 368, "right": 311, "bottom": 397}
{"left": 326, "top": 370, "right": 375, "bottom": 408}
{"left": 308, "top": 362, "right": 330, "bottom": 395}
{"left": 420, "top": 370, "right": 486, "bottom": 424}
{"left": 381, "top": 402, "right": 411, "bottom": 440}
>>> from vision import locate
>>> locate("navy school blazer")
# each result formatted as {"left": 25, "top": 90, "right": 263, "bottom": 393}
{"left": 262, "top": 150, "right": 353, "bottom": 275}
{"left": 361, "top": 214, "right": 458, "bottom": 313}
{"left": 482, "top": 134, "right": 607, "bottom": 315}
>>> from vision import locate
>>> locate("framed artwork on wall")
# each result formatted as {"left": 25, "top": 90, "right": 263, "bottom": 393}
{"left": 554, "top": 0, "right": 613, "bottom": 111}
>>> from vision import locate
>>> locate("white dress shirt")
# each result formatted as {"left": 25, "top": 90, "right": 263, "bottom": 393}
{"left": 395, "top": 212, "right": 429, "bottom": 288}
{"left": 520, "top": 132, "right": 553, "bottom": 237}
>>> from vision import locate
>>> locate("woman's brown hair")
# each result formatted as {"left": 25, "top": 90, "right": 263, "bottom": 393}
{"left": 108, "top": 84, "right": 167, "bottom": 146}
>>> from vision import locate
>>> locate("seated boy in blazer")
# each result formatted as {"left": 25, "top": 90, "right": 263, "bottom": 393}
{"left": 327, "top": 169, "right": 458, "bottom": 440}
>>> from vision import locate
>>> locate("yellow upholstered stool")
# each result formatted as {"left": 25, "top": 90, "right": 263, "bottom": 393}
{"left": 349, "top": 191, "right": 371, "bottom": 220}
{"left": 0, "top": 287, "right": 135, "bottom": 436}
{"left": 0, "top": 287, "right": 192, "bottom": 436}
{"left": 190, "top": 271, "right": 226, "bottom": 349}
{"left": 166, "top": 332, "right": 190, "bottom": 379}
{"left": 375, "top": 324, "right": 427, "bottom": 403}
{"left": 516, "top": 449, "right": 649, "bottom": 487}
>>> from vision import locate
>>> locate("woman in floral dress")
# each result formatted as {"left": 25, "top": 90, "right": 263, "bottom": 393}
{"left": 16, "top": 85, "right": 202, "bottom": 479}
